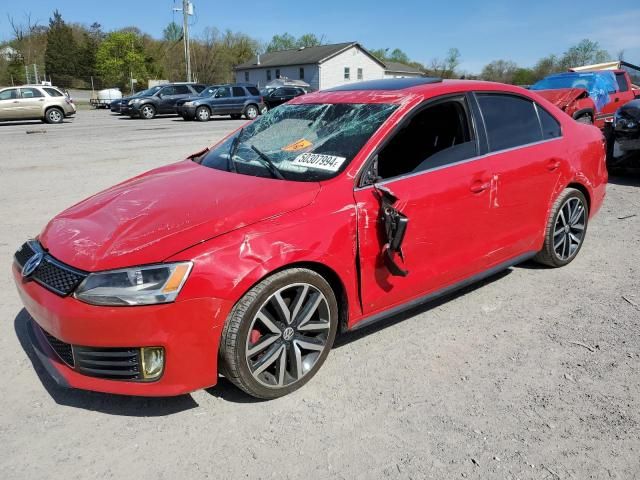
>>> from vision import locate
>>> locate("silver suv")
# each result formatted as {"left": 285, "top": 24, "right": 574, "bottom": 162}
{"left": 0, "top": 85, "right": 77, "bottom": 124}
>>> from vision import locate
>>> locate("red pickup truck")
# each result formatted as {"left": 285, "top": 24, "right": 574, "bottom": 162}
{"left": 530, "top": 67, "right": 640, "bottom": 128}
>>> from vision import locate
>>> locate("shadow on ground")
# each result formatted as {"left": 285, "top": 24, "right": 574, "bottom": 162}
{"left": 14, "top": 309, "right": 199, "bottom": 415}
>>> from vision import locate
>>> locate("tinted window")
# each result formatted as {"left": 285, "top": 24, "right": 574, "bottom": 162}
{"left": 377, "top": 98, "right": 476, "bottom": 179}
{"left": 282, "top": 88, "right": 298, "bottom": 95}
{"left": 0, "top": 89, "right": 18, "bottom": 100}
{"left": 192, "top": 84, "right": 207, "bottom": 93}
{"left": 232, "top": 87, "right": 246, "bottom": 97}
{"left": 477, "top": 94, "right": 542, "bottom": 152}
{"left": 537, "top": 105, "right": 562, "bottom": 140}
{"left": 616, "top": 73, "right": 629, "bottom": 93}
{"left": 173, "top": 85, "right": 190, "bottom": 95}
{"left": 159, "top": 86, "right": 174, "bottom": 96}
{"left": 246, "top": 86, "right": 260, "bottom": 96}
{"left": 43, "top": 87, "right": 64, "bottom": 97}
{"left": 20, "top": 87, "right": 44, "bottom": 98}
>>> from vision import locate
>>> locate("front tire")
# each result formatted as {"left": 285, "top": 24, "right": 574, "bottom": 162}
{"left": 195, "top": 106, "right": 211, "bottom": 122}
{"left": 44, "top": 107, "right": 64, "bottom": 124}
{"left": 534, "top": 188, "right": 589, "bottom": 267}
{"left": 139, "top": 104, "right": 156, "bottom": 119}
{"left": 220, "top": 268, "right": 338, "bottom": 399}
{"left": 575, "top": 114, "right": 593, "bottom": 125}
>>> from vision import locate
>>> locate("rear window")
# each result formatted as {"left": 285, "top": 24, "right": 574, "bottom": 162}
{"left": 193, "top": 84, "right": 207, "bottom": 93}
{"left": 20, "top": 87, "right": 44, "bottom": 98}
{"left": 537, "top": 105, "right": 562, "bottom": 140}
{"left": 43, "top": 88, "right": 64, "bottom": 97}
{"left": 173, "top": 85, "right": 190, "bottom": 95}
{"left": 232, "top": 87, "right": 246, "bottom": 97}
{"left": 246, "top": 86, "right": 260, "bottom": 96}
{"left": 477, "top": 94, "right": 542, "bottom": 152}
{"left": 616, "top": 72, "right": 629, "bottom": 93}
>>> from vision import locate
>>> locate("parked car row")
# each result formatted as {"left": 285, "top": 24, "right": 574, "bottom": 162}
{"left": 105, "top": 82, "right": 306, "bottom": 121}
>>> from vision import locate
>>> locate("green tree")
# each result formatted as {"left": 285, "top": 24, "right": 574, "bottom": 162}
{"left": 96, "top": 31, "right": 148, "bottom": 91}
{"left": 266, "top": 33, "right": 297, "bottom": 52}
{"left": 77, "top": 23, "right": 103, "bottom": 81}
{"left": 44, "top": 10, "right": 77, "bottom": 85}
{"left": 559, "top": 39, "right": 610, "bottom": 69}
{"left": 163, "top": 22, "right": 183, "bottom": 42}
{"left": 389, "top": 48, "right": 410, "bottom": 64}
{"left": 512, "top": 68, "right": 536, "bottom": 85}
{"left": 297, "top": 33, "right": 321, "bottom": 48}
{"left": 481, "top": 59, "right": 519, "bottom": 83}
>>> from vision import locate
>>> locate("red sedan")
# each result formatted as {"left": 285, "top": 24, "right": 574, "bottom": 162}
{"left": 13, "top": 78, "right": 607, "bottom": 399}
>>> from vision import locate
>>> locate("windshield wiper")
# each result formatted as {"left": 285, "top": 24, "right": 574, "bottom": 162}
{"left": 250, "top": 145, "right": 285, "bottom": 180}
{"left": 227, "top": 128, "right": 243, "bottom": 173}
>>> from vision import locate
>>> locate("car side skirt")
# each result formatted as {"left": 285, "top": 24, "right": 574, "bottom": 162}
{"left": 349, "top": 251, "right": 537, "bottom": 332}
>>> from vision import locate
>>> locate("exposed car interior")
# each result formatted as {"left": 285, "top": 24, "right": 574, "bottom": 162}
{"left": 377, "top": 99, "right": 476, "bottom": 179}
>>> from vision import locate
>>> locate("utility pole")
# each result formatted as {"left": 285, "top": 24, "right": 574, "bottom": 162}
{"left": 175, "top": 0, "right": 193, "bottom": 82}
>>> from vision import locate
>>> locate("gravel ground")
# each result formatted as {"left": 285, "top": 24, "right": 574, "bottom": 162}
{"left": 0, "top": 110, "right": 639, "bottom": 480}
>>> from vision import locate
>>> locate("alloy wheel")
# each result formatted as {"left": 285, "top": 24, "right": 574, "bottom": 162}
{"left": 196, "top": 107, "right": 210, "bottom": 121}
{"left": 48, "top": 109, "right": 63, "bottom": 123}
{"left": 553, "top": 197, "right": 586, "bottom": 261}
{"left": 245, "top": 283, "right": 331, "bottom": 388}
{"left": 141, "top": 105, "right": 155, "bottom": 119}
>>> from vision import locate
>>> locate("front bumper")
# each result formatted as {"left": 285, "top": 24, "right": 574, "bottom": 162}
{"left": 176, "top": 104, "right": 197, "bottom": 117}
{"left": 13, "top": 264, "right": 231, "bottom": 396}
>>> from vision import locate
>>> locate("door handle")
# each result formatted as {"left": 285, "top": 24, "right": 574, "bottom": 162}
{"left": 546, "top": 159, "right": 561, "bottom": 171}
{"left": 470, "top": 180, "right": 491, "bottom": 193}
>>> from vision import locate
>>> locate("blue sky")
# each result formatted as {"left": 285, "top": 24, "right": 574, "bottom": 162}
{"left": 2, "top": 0, "right": 639, "bottom": 73}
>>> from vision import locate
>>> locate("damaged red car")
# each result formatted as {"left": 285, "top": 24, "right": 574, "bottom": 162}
{"left": 14, "top": 78, "right": 607, "bottom": 399}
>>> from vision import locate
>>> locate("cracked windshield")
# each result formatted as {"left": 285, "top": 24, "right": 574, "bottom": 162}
{"left": 198, "top": 103, "right": 398, "bottom": 181}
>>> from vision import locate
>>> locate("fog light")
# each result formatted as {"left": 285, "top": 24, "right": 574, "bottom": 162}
{"left": 141, "top": 347, "right": 164, "bottom": 380}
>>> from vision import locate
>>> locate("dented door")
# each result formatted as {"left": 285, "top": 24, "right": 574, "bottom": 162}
{"left": 353, "top": 159, "right": 495, "bottom": 316}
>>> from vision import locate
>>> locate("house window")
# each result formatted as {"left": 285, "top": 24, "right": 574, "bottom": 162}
{"left": 267, "top": 69, "right": 272, "bottom": 81}
{"left": 357, "top": 68, "right": 363, "bottom": 80}
{"left": 276, "top": 69, "right": 280, "bottom": 79}
{"left": 344, "top": 67, "right": 350, "bottom": 80}
{"left": 244, "top": 71, "right": 249, "bottom": 82}
{"left": 299, "top": 67, "right": 305, "bottom": 80}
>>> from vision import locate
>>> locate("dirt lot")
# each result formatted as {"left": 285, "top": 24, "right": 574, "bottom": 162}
{"left": 0, "top": 110, "right": 639, "bottom": 480}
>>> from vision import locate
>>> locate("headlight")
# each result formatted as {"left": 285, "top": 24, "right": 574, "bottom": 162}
{"left": 74, "top": 262, "right": 192, "bottom": 306}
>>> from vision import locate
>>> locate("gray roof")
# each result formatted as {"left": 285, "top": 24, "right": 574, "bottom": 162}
{"left": 235, "top": 42, "right": 385, "bottom": 70}
{"left": 384, "top": 61, "right": 424, "bottom": 75}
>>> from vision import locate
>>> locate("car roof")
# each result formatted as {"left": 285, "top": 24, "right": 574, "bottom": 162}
{"left": 291, "top": 79, "right": 532, "bottom": 105}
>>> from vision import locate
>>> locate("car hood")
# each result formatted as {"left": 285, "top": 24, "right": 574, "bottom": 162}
{"left": 39, "top": 160, "right": 320, "bottom": 271}
{"left": 534, "top": 88, "right": 589, "bottom": 110}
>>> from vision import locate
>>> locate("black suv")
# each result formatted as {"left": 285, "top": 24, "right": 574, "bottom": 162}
{"left": 127, "top": 83, "right": 206, "bottom": 119}
{"left": 176, "top": 84, "right": 266, "bottom": 121}
{"left": 262, "top": 87, "right": 306, "bottom": 110}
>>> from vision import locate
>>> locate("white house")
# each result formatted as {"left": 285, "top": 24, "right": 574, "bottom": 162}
{"left": 235, "top": 42, "right": 424, "bottom": 91}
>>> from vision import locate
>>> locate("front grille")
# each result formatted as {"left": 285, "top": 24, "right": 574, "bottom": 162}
{"left": 32, "top": 258, "right": 86, "bottom": 295}
{"left": 14, "top": 241, "right": 87, "bottom": 296}
{"left": 42, "top": 330, "right": 75, "bottom": 367}
{"left": 14, "top": 242, "right": 35, "bottom": 266}
{"left": 41, "top": 328, "right": 143, "bottom": 381}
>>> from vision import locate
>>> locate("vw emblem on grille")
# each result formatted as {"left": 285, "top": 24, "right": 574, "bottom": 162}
{"left": 22, "top": 252, "right": 44, "bottom": 278}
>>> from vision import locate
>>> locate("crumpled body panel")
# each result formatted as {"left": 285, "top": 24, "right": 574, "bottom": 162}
{"left": 39, "top": 160, "right": 319, "bottom": 271}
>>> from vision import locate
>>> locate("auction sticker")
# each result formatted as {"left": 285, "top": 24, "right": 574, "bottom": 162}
{"left": 282, "top": 138, "right": 313, "bottom": 152}
{"left": 292, "top": 153, "right": 347, "bottom": 172}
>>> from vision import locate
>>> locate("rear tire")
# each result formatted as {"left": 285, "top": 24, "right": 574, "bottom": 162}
{"left": 534, "top": 188, "right": 589, "bottom": 267}
{"left": 244, "top": 104, "right": 258, "bottom": 120}
{"left": 220, "top": 268, "right": 338, "bottom": 399}
{"left": 44, "top": 107, "right": 64, "bottom": 124}
{"left": 575, "top": 114, "right": 593, "bottom": 125}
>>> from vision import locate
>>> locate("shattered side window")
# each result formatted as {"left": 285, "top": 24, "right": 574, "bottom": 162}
{"left": 198, "top": 103, "right": 398, "bottom": 181}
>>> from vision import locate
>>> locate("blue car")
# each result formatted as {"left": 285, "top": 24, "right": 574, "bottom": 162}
{"left": 176, "top": 84, "right": 266, "bottom": 121}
